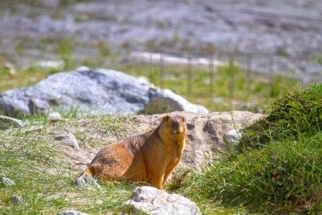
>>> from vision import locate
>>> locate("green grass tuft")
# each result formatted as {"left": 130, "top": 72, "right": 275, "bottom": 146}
{"left": 239, "top": 84, "right": 322, "bottom": 149}
{"left": 173, "top": 84, "right": 322, "bottom": 214}
{"left": 0, "top": 114, "right": 135, "bottom": 214}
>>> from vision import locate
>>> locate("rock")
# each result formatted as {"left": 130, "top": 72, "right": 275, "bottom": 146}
{"left": 57, "top": 210, "right": 90, "bottom": 215}
{"left": 1, "top": 177, "right": 16, "bottom": 186}
{"left": 48, "top": 112, "right": 63, "bottom": 121}
{"left": 11, "top": 195, "right": 26, "bottom": 205}
{"left": 35, "top": 60, "right": 64, "bottom": 69}
{"left": 224, "top": 129, "right": 242, "bottom": 144}
{"left": 0, "top": 115, "right": 28, "bottom": 130}
{"left": 140, "top": 89, "right": 208, "bottom": 114}
{"left": 4, "top": 63, "right": 16, "bottom": 75}
{"left": 223, "top": 129, "right": 243, "bottom": 152}
{"left": 0, "top": 68, "right": 208, "bottom": 117}
{"left": 131, "top": 111, "right": 263, "bottom": 173}
{"left": 73, "top": 172, "right": 101, "bottom": 189}
{"left": 50, "top": 111, "right": 261, "bottom": 186}
{"left": 56, "top": 180, "right": 67, "bottom": 187}
{"left": 55, "top": 131, "right": 80, "bottom": 151}
{"left": 129, "top": 51, "right": 225, "bottom": 66}
{"left": 122, "top": 186, "right": 201, "bottom": 215}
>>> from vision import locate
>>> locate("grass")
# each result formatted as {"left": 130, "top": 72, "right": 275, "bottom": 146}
{"left": 171, "top": 84, "right": 322, "bottom": 214}
{"left": 0, "top": 114, "right": 136, "bottom": 214}
{"left": 311, "top": 55, "right": 322, "bottom": 64}
{"left": 239, "top": 84, "right": 322, "bottom": 149}
{"left": 115, "top": 61, "right": 297, "bottom": 112}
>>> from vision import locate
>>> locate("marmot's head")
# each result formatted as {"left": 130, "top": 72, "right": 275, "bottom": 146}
{"left": 160, "top": 115, "right": 187, "bottom": 140}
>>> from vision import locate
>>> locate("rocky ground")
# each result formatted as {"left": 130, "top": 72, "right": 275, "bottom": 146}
{"left": 0, "top": 0, "right": 321, "bottom": 83}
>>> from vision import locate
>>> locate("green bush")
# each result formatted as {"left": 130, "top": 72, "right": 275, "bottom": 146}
{"left": 239, "top": 84, "right": 322, "bottom": 149}
{"left": 202, "top": 133, "right": 322, "bottom": 213}
{"left": 177, "top": 84, "right": 322, "bottom": 214}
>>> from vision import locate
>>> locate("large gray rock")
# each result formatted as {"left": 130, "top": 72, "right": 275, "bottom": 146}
{"left": 0, "top": 67, "right": 208, "bottom": 117}
{"left": 141, "top": 89, "right": 208, "bottom": 114}
{"left": 122, "top": 186, "right": 201, "bottom": 215}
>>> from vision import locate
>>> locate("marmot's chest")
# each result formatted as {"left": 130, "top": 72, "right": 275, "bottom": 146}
{"left": 165, "top": 141, "right": 183, "bottom": 163}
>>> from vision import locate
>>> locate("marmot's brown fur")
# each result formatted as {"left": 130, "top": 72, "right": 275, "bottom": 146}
{"left": 84, "top": 115, "right": 187, "bottom": 189}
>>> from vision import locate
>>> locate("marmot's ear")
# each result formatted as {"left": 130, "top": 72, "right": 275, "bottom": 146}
{"left": 163, "top": 115, "right": 170, "bottom": 121}
{"left": 181, "top": 116, "right": 186, "bottom": 122}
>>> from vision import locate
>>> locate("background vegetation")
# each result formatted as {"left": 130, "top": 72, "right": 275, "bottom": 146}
{"left": 0, "top": 45, "right": 297, "bottom": 113}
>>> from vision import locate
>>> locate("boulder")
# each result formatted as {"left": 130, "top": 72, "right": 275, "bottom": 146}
{"left": 131, "top": 111, "right": 263, "bottom": 173}
{"left": 0, "top": 67, "right": 208, "bottom": 117}
{"left": 122, "top": 186, "right": 201, "bottom": 215}
{"left": 67, "top": 111, "right": 262, "bottom": 178}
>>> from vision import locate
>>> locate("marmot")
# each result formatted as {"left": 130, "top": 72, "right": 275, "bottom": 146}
{"left": 83, "top": 115, "right": 187, "bottom": 189}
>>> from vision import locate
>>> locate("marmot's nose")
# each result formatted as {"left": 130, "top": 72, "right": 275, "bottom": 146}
{"left": 172, "top": 121, "right": 179, "bottom": 133}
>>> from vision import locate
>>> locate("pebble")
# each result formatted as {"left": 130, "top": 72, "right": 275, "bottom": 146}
{"left": 1, "top": 177, "right": 16, "bottom": 186}
{"left": 11, "top": 195, "right": 26, "bottom": 205}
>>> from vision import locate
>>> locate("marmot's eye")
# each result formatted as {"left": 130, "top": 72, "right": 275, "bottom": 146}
{"left": 163, "top": 115, "right": 170, "bottom": 121}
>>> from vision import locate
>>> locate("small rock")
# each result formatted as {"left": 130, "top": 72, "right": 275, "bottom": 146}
{"left": 48, "top": 112, "right": 62, "bottom": 121}
{"left": 122, "top": 186, "right": 201, "bottom": 215}
{"left": 35, "top": 60, "right": 64, "bottom": 69}
{"left": 4, "top": 63, "right": 16, "bottom": 75}
{"left": 213, "top": 97, "right": 224, "bottom": 104}
{"left": 54, "top": 131, "right": 80, "bottom": 151}
{"left": 129, "top": 51, "right": 225, "bottom": 66}
{"left": 1, "top": 177, "right": 16, "bottom": 186}
{"left": 56, "top": 180, "right": 67, "bottom": 187}
{"left": 57, "top": 210, "right": 91, "bottom": 215}
{"left": 0, "top": 115, "right": 28, "bottom": 130}
{"left": 224, "top": 129, "right": 242, "bottom": 144}
{"left": 75, "top": 66, "right": 90, "bottom": 72}
{"left": 73, "top": 172, "right": 101, "bottom": 189}
{"left": 11, "top": 195, "right": 26, "bottom": 205}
